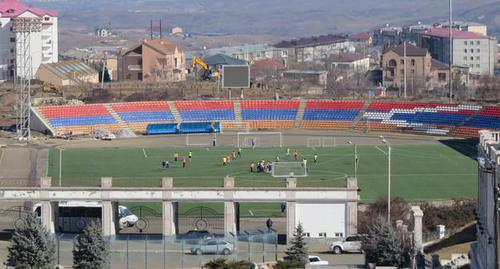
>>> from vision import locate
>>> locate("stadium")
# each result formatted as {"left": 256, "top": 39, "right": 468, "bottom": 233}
{"left": 28, "top": 99, "right": 497, "bottom": 227}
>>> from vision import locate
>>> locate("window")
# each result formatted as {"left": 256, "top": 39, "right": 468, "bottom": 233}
{"left": 476, "top": 41, "right": 480, "bottom": 45}
{"left": 463, "top": 56, "right": 467, "bottom": 61}
{"left": 319, "top": 233, "right": 326, "bottom": 237}
{"left": 303, "top": 233, "right": 310, "bottom": 237}
{"left": 438, "top": 73, "right": 446, "bottom": 81}
{"left": 469, "top": 41, "right": 474, "bottom": 45}
{"left": 309, "top": 257, "right": 320, "bottom": 262}
{"left": 44, "top": 17, "right": 50, "bottom": 21}
{"left": 470, "top": 56, "right": 474, "bottom": 61}
{"left": 476, "top": 64, "right": 480, "bottom": 68}
{"left": 476, "top": 56, "right": 480, "bottom": 60}
{"left": 464, "top": 49, "right": 467, "bottom": 53}
{"left": 400, "top": 69, "right": 404, "bottom": 75}
{"left": 335, "top": 233, "right": 343, "bottom": 237}
{"left": 476, "top": 49, "right": 480, "bottom": 53}
{"left": 411, "top": 59, "right": 415, "bottom": 66}
{"left": 10, "top": 37, "right": 15, "bottom": 42}
{"left": 400, "top": 59, "right": 404, "bottom": 65}
{"left": 388, "top": 59, "right": 397, "bottom": 67}
{"left": 464, "top": 41, "right": 467, "bottom": 45}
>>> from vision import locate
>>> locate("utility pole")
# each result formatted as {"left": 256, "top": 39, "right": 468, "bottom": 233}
{"left": 101, "top": 52, "right": 107, "bottom": 89}
{"left": 448, "top": 0, "right": 453, "bottom": 103}
{"left": 404, "top": 41, "right": 407, "bottom": 99}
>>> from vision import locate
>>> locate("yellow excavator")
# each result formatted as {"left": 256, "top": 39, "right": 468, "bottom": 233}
{"left": 191, "top": 57, "right": 219, "bottom": 80}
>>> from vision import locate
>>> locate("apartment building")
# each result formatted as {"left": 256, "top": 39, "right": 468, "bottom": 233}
{"left": 118, "top": 38, "right": 186, "bottom": 82}
{"left": 0, "top": 0, "right": 58, "bottom": 80}
{"left": 205, "top": 44, "right": 286, "bottom": 64}
{"left": 418, "top": 28, "right": 497, "bottom": 76}
{"left": 274, "top": 34, "right": 351, "bottom": 65}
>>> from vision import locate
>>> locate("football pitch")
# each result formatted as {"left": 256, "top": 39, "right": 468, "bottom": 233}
{"left": 47, "top": 141, "right": 478, "bottom": 202}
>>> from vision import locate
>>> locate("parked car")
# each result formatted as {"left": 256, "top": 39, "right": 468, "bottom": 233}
{"left": 190, "top": 239, "right": 234, "bottom": 255}
{"left": 176, "top": 230, "right": 213, "bottom": 243}
{"left": 329, "top": 235, "right": 364, "bottom": 254}
{"left": 308, "top": 256, "right": 329, "bottom": 265}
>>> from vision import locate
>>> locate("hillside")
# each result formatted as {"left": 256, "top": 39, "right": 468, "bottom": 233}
{"left": 26, "top": 0, "right": 500, "bottom": 39}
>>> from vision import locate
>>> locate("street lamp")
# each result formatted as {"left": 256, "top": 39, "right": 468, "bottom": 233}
{"left": 347, "top": 141, "right": 358, "bottom": 179}
{"left": 379, "top": 136, "right": 392, "bottom": 223}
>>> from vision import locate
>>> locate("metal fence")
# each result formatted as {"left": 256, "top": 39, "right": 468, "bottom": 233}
{"left": 53, "top": 232, "right": 278, "bottom": 269}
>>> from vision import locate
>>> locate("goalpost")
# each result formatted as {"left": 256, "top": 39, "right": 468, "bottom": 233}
{"left": 306, "top": 137, "right": 336, "bottom": 148}
{"left": 186, "top": 133, "right": 216, "bottom": 147}
{"left": 272, "top": 162, "right": 308, "bottom": 178}
{"left": 237, "top": 132, "right": 282, "bottom": 148}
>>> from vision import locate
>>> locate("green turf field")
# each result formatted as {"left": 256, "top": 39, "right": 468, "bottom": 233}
{"left": 47, "top": 142, "right": 478, "bottom": 203}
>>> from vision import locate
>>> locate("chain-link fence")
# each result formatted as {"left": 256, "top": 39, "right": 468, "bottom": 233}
{"left": 53, "top": 232, "right": 278, "bottom": 269}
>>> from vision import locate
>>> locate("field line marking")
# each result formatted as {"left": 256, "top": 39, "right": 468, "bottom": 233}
{"left": 374, "top": 146, "right": 388, "bottom": 155}
{"left": 142, "top": 148, "right": 148, "bottom": 158}
{"left": 0, "top": 149, "right": 4, "bottom": 168}
{"left": 249, "top": 210, "right": 254, "bottom": 216}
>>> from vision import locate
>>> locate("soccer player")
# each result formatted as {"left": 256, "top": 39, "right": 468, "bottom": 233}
{"left": 294, "top": 149, "right": 298, "bottom": 160}
{"left": 182, "top": 157, "right": 187, "bottom": 168}
{"left": 314, "top": 153, "right": 318, "bottom": 163}
{"left": 162, "top": 160, "right": 166, "bottom": 169}
{"left": 232, "top": 150, "right": 237, "bottom": 160}
{"left": 165, "top": 160, "right": 169, "bottom": 169}
{"left": 212, "top": 137, "right": 217, "bottom": 147}
{"left": 303, "top": 157, "right": 307, "bottom": 168}
{"left": 250, "top": 162, "right": 255, "bottom": 172}
{"left": 174, "top": 152, "right": 179, "bottom": 162}
{"left": 223, "top": 156, "right": 227, "bottom": 166}
{"left": 276, "top": 155, "right": 280, "bottom": 162}
{"left": 227, "top": 155, "right": 231, "bottom": 164}
{"left": 188, "top": 150, "right": 193, "bottom": 162}
{"left": 251, "top": 138, "right": 256, "bottom": 150}
{"left": 237, "top": 147, "right": 242, "bottom": 158}
{"left": 286, "top": 148, "right": 290, "bottom": 157}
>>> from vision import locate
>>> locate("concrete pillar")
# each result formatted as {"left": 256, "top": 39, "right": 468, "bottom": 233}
{"left": 224, "top": 176, "right": 237, "bottom": 234}
{"left": 101, "top": 177, "right": 117, "bottom": 237}
{"left": 162, "top": 177, "right": 176, "bottom": 236}
{"left": 346, "top": 177, "right": 358, "bottom": 236}
{"left": 411, "top": 206, "right": 424, "bottom": 253}
{"left": 286, "top": 178, "right": 297, "bottom": 242}
{"left": 40, "top": 177, "right": 56, "bottom": 234}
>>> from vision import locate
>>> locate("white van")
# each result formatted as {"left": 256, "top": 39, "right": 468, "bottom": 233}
{"left": 33, "top": 201, "right": 138, "bottom": 233}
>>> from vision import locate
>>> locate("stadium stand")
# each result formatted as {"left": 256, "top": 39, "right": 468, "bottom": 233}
{"left": 33, "top": 100, "right": 500, "bottom": 137}
{"left": 111, "top": 101, "right": 175, "bottom": 132}
{"left": 301, "top": 100, "right": 365, "bottom": 130}
{"left": 241, "top": 100, "right": 299, "bottom": 129}
{"left": 38, "top": 104, "right": 120, "bottom": 135}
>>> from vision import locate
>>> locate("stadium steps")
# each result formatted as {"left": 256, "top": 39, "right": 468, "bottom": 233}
{"left": 294, "top": 99, "right": 307, "bottom": 128}
{"left": 450, "top": 108, "right": 484, "bottom": 134}
{"left": 104, "top": 104, "right": 136, "bottom": 136}
{"left": 31, "top": 107, "right": 57, "bottom": 136}
{"left": 351, "top": 100, "right": 372, "bottom": 129}
{"left": 167, "top": 101, "right": 182, "bottom": 123}
{"left": 233, "top": 100, "right": 242, "bottom": 122}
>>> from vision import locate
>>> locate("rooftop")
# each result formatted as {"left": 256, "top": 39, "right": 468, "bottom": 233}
{"left": 205, "top": 44, "right": 281, "bottom": 56}
{"left": 203, "top": 54, "right": 247, "bottom": 66}
{"left": 40, "top": 60, "right": 97, "bottom": 81}
{"left": 284, "top": 70, "right": 328, "bottom": 75}
{"left": 431, "top": 59, "right": 450, "bottom": 70}
{"left": 274, "top": 34, "right": 347, "bottom": 49}
{"left": 330, "top": 52, "right": 368, "bottom": 62}
{"left": 422, "top": 28, "right": 490, "bottom": 40}
{"left": 0, "top": 0, "right": 57, "bottom": 18}
{"left": 350, "top": 33, "right": 371, "bottom": 40}
{"left": 384, "top": 43, "right": 428, "bottom": 57}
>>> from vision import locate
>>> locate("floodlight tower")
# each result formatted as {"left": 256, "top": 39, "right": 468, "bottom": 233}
{"left": 12, "top": 17, "right": 42, "bottom": 141}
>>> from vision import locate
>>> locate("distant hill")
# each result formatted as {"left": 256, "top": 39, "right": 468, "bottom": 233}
{"left": 26, "top": 0, "right": 500, "bottom": 38}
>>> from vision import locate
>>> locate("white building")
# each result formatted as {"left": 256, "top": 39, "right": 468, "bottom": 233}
{"left": 330, "top": 52, "right": 370, "bottom": 72}
{"left": 205, "top": 44, "right": 287, "bottom": 64}
{"left": 0, "top": 0, "right": 58, "bottom": 80}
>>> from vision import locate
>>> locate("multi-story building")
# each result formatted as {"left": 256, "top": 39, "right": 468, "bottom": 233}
{"left": 373, "top": 25, "right": 403, "bottom": 46}
{"left": 330, "top": 52, "right": 370, "bottom": 72}
{"left": 0, "top": 0, "right": 58, "bottom": 81}
{"left": 418, "top": 28, "right": 497, "bottom": 76}
{"left": 205, "top": 44, "right": 286, "bottom": 64}
{"left": 274, "top": 34, "right": 351, "bottom": 65}
{"left": 434, "top": 21, "right": 488, "bottom": 36}
{"left": 118, "top": 38, "right": 186, "bottom": 82}
{"left": 470, "top": 130, "right": 500, "bottom": 269}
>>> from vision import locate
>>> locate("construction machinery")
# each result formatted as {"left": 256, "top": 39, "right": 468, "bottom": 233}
{"left": 191, "top": 57, "right": 219, "bottom": 80}
{"left": 42, "top": 82, "right": 63, "bottom": 96}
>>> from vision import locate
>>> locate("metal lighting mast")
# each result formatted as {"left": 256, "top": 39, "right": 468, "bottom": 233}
{"left": 12, "top": 17, "right": 42, "bottom": 141}
{"left": 448, "top": 0, "right": 453, "bottom": 103}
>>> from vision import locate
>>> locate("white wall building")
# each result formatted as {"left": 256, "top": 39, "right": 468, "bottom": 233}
{"left": 0, "top": 0, "right": 58, "bottom": 80}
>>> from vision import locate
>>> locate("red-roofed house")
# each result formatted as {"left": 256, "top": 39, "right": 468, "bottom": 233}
{"left": 349, "top": 32, "right": 372, "bottom": 45}
{"left": 0, "top": 0, "right": 58, "bottom": 80}
{"left": 418, "top": 28, "right": 497, "bottom": 76}
{"left": 118, "top": 38, "right": 186, "bottom": 82}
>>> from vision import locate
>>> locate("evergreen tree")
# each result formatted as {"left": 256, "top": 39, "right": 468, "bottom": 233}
{"left": 7, "top": 212, "right": 56, "bottom": 269}
{"left": 285, "top": 223, "right": 308, "bottom": 264}
{"left": 73, "top": 221, "right": 110, "bottom": 269}
{"left": 362, "top": 217, "right": 412, "bottom": 267}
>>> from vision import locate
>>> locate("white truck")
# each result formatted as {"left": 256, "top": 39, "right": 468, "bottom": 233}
{"left": 308, "top": 255, "right": 329, "bottom": 266}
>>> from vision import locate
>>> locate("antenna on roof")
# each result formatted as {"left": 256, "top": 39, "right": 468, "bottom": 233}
{"left": 160, "top": 19, "right": 162, "bottom": 39}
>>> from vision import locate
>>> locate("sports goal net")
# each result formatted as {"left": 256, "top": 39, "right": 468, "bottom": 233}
{"left": 237, "top": 132, "right": 282, "bottom": 148}
{"left": 186, "top": 133, "right": 216, "bottom": 147}
{"left": 306, "top": 137, "right": 336, "bottom": 148}
{"left": 272, "top": 162, "right": 308, "bottom": 178}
